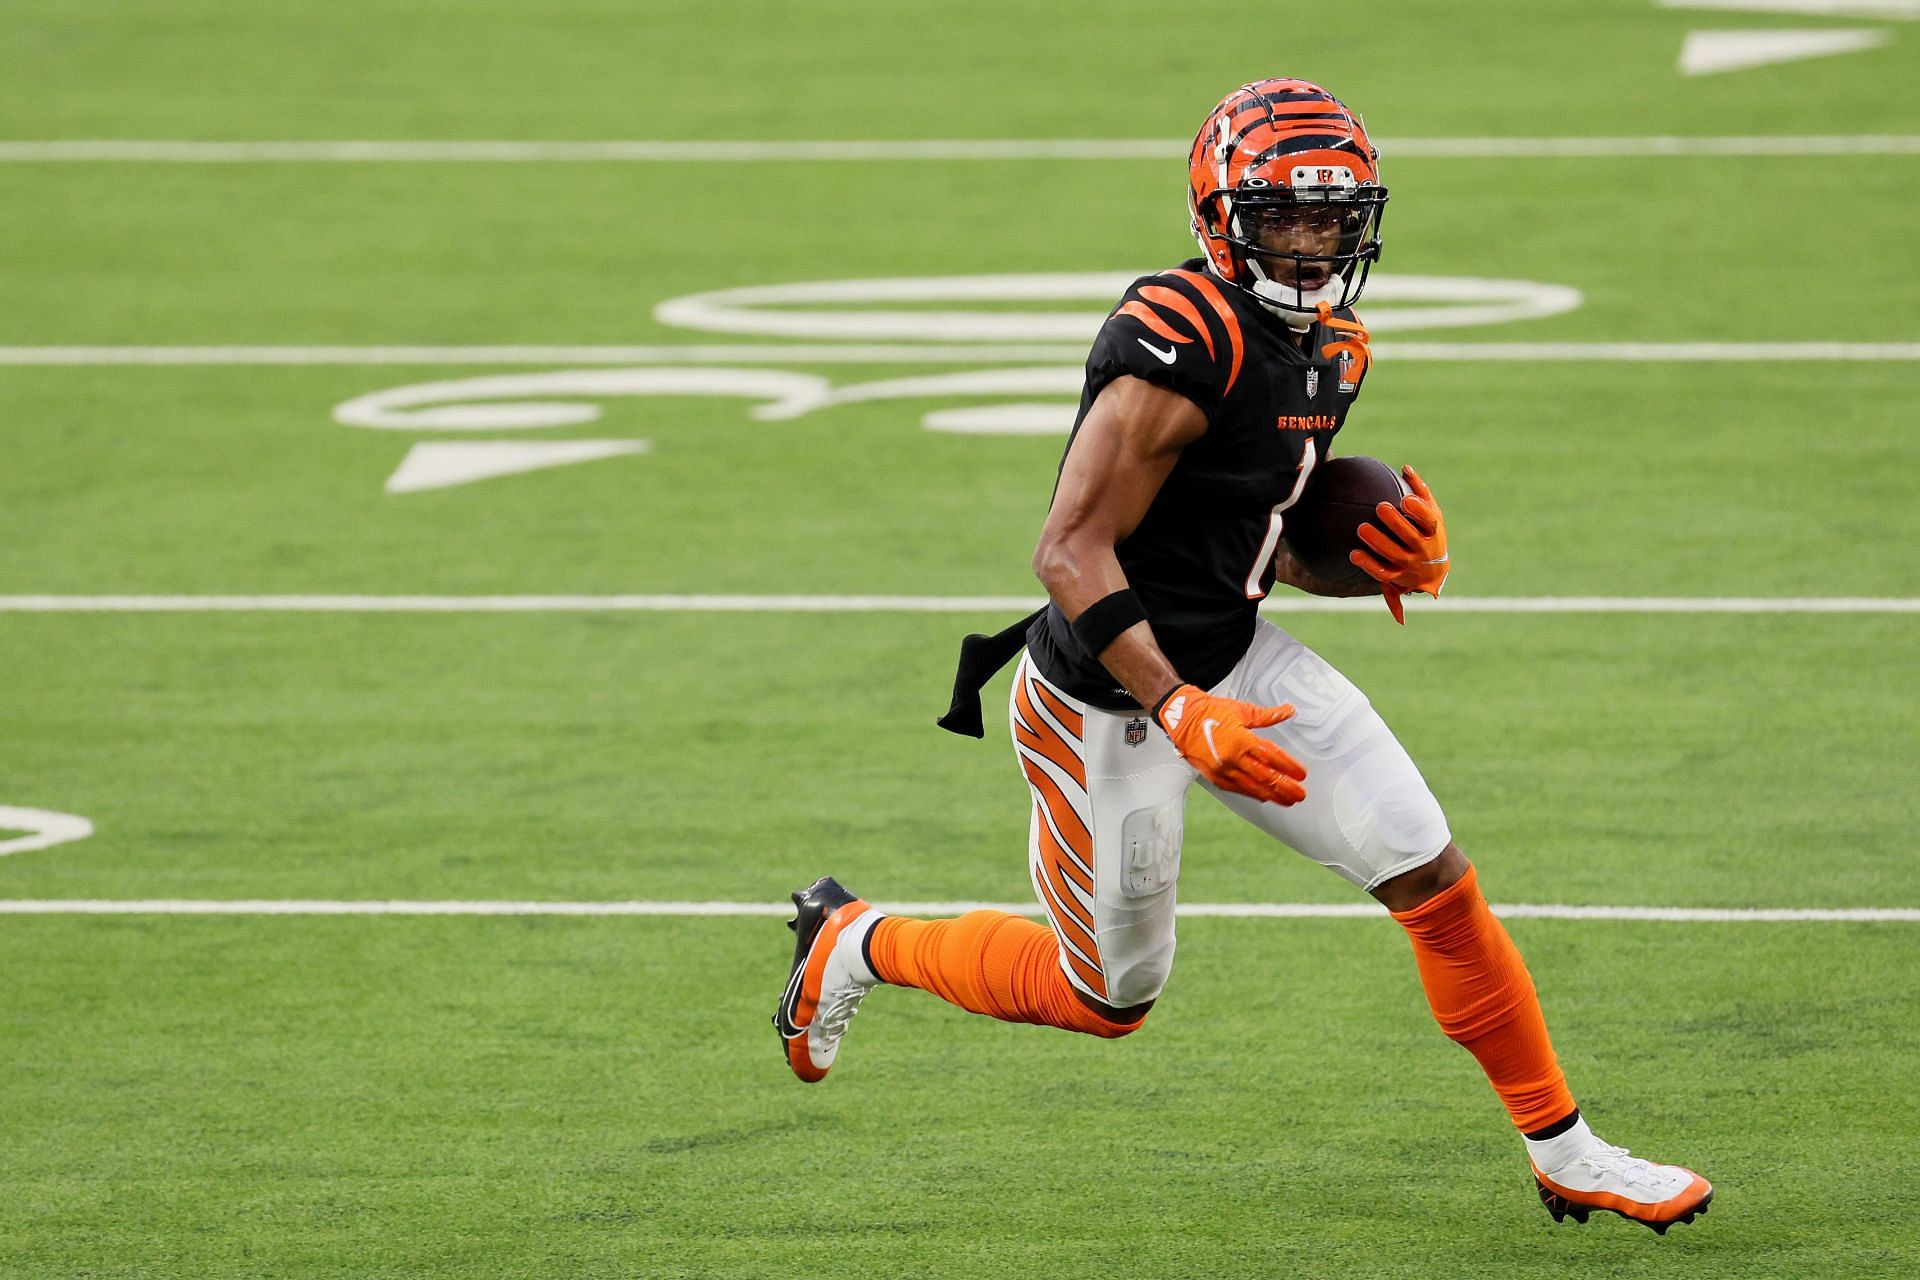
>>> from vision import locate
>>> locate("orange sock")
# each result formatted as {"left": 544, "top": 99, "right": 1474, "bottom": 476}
{"left": 867, "top": 911, "right": 1143, "bottom": 1039}
{"left": 1391, "top": 864, "right": 1578, "bottom": 1132}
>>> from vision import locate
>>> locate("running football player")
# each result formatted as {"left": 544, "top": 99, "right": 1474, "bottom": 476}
{"left": 774, "top": 78, "right": 1711, "bottom": 1232}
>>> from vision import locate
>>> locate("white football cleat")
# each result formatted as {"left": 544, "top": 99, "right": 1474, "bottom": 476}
{"left": 773, "top": 876, "right": 882, "bottom": 1084}
{"left": 1533, "top": 1140, "right": 1713, "bottom": 1233}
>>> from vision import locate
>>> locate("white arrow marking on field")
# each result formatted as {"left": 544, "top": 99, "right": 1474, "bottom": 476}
{"left": 1679, "top": 27, "right": 1891, "bottom": 74}
{"left": 0, "top": 806, "right": 95, "bottom": 857}
{"left": 384, "top": 440, "right": 652, "bottom": 493}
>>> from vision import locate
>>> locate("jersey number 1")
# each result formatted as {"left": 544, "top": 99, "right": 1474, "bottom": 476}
{"left": 1243, "top": 439, "right": 1318, "bottom": 599}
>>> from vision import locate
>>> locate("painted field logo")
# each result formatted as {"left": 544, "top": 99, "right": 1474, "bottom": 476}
{"left": 331, "top": 272, "right": 1583, "bottom": 492}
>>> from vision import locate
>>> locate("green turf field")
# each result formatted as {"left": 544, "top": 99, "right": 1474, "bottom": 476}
{"left": 3, "top": 3, "right": 1918, "bottom": 1277}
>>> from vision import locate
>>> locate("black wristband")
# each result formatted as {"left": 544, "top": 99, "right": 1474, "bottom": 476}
{"left": 1069, "top": 589, "right": 1148, "bottom": 657}
{"left": 1150, "top": 683, "right": 1188, "bottom": 721}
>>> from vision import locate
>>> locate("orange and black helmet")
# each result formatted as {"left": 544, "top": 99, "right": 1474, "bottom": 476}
{"left": 1188, "top": 79, "right": 1387, "bottom": 323}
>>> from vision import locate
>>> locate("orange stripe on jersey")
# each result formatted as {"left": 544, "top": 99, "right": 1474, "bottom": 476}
{"left": 1140, "top": 286, "right": 1214, "bottom": 360}
{"left": 1117, "top": 300, "right": 1192, "bottom": 346}
{"left": 1029, "top": 680, "right": 1085, "bottom": 740}
{"left": 1166, "top": 269, "right": 1243, "bottom": 394}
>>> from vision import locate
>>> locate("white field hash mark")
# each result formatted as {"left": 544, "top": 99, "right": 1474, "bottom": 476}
{"left": 0, "top": 596, "right": 1915, "bottom": 614}
{"left": 0, "top": 899, "right": 1913, "bottom": 921}
{"left": 2, "top": 137, "right": 1920, "bottom": 162}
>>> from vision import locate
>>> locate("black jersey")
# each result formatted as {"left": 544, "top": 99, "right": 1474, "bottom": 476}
{"left": 1026, "top": 259, "right": 1371, "bottom": 711}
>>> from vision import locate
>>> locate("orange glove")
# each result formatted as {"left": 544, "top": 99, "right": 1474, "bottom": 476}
{"left": 1316, "top": 301, "right": 1371, "bottom": 388}
{"left": 1350, "top": 465, "right": 1449, "bottom": 625}
{"left": 1153, "top": 684, "right": 1307, "bottom": 806}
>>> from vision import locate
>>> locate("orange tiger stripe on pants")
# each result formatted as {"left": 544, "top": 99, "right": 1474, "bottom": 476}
{"left": 1010, "top": 662, "right": 1113, "bottom": 1001}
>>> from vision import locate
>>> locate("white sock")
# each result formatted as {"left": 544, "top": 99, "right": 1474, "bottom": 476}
{"left": 1524, "top": 1115, "right": 1599, "bottom": 1174}
{"left": 840, "top": 908, "right": 886, "bottom": 986}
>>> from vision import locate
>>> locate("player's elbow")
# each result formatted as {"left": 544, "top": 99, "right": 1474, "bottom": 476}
{"left": 1031, "top": 526, "right": 1103, "bottom": 594}
{"left": 1030, "top": 530, "right": 1073, "bottom": 591}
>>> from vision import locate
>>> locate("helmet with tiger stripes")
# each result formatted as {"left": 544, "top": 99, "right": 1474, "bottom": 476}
{"left": 1187, "top": 78, "right": 1387, "bottom": 330}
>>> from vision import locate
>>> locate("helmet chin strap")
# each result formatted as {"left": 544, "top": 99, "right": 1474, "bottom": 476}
{"left": 1192, "top": 225, "right": 1353, "bottom": 331}
{"left": 1245, "top": 257, "right": 1351, "bottom": 331}
{"left": 1250, "top": 278, "right": 1346, "bottom": 330}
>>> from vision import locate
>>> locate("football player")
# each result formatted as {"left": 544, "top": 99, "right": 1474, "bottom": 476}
{"left": 774, "top": 78, "right": 1711, "bottom": 1232}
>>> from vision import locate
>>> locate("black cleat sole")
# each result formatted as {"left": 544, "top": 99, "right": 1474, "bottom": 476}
{"left": 1539, "top": 1182, "right": 1713, "bottom": 1233}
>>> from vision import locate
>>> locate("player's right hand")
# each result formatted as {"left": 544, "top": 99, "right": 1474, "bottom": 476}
{"left": 1152, "top": 684, "right": 1307, "bottom": 806}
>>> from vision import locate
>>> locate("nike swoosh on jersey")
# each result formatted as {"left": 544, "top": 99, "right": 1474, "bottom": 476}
{"left": 1201, "top": 718, "right": 1222, "bottom": 764}
{"left": 1137, "top": 338, "right": 1178, "bottom": 365}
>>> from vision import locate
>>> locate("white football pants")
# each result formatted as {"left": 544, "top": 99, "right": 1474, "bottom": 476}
{"left": 1011, "top": 618, "right": 1451, "bottom": 1008}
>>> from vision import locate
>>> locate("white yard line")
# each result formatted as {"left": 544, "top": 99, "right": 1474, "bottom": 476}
{"left": 1383, "top": 342, "right": 1920, "bottom": 361}
{"left": 0, "top": 344, "right": 1096, "bottom": 366}
{"left": 0, "top": 595, "right": 1914, "bottom": 614}
{"left": 0, "top": 898, "right": 1911, "bottom": 921}
{"left": 1658, "top": 0, "right": 1920, "bottom": 17}
{"left": 0, "top": 594, "right": 1052, "bottom": 614}
{"left": 1, "top": 342, "right": 1914, "bottom": 365}
{"left": 1, "top": 137, "right": 1918, "bottom": 162}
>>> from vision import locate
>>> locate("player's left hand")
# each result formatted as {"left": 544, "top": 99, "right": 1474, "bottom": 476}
{"left": 1350, "top": 465, "right": 1449, "bottom": 625}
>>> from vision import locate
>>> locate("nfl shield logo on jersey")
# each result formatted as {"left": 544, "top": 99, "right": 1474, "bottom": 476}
{"left": 1125, "top": 717, "right": 1149, "bottom": 747}
{"left": 1305, "top": 367, "right": 1319, "bottom": 398}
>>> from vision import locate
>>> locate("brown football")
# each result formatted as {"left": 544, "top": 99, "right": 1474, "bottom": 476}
{"left": 1281, "top": 455, "right": 1409, "bottom": 587}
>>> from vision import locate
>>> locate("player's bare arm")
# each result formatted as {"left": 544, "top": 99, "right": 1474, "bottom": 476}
{"left": 1029, "top": 374, "right": 1205, "bottom": 709}
{"left": 1031, "top": 376, "right": 1308, "bottom": 807}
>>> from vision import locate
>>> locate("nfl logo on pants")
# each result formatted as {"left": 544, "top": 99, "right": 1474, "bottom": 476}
{"left": 1125, "top": 717, "right": 1149, "bottom": 747}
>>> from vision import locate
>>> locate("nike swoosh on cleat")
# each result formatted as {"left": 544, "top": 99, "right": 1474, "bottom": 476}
{"left": 1201, "top": 718, "right": 1221, "bottom": 763}
{"left": 1137, "top": 338, "right": 1177, "bottom": 364}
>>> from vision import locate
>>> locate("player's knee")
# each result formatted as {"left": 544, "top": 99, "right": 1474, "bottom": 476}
{"left": 1102, "top": 936, "right": 1174, "bottom": 1010}
{"left": 1371, "top": 843, "right": 1470, "bottom": 912}
{"left": 1073, "top": 988, "right": 1153, "bottom": 1038}
{"left": 1088, "top": 1011, "right": 1146, "bottom": 1039}
{"left": 1332, "top": 729, "right": 1449, "bottom": 840}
